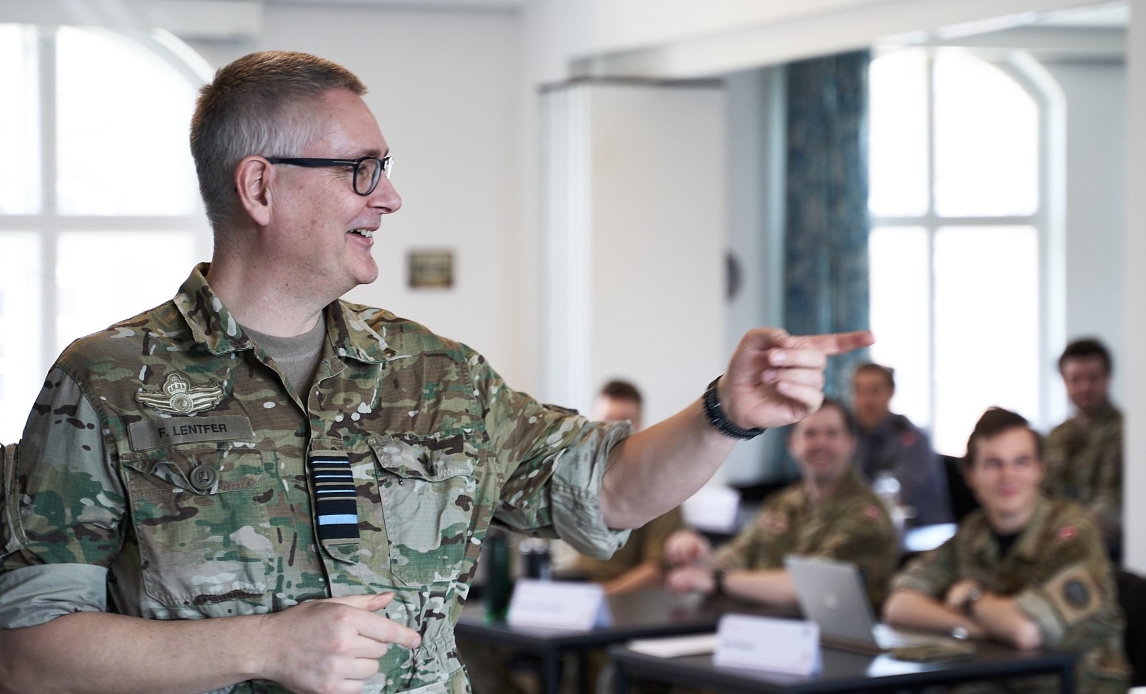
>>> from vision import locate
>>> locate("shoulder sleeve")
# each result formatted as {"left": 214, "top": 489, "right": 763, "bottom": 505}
{"left": 1041, "top": 423, "right": 1071, "bottom": 497}
{"left": 813, "top": 496, "right": 899, "bottom": 606}
{"left": 0, "top": 368, "right": 122, "bottom": 627}
{"left": 712, "top": 490, "right": 794, "bottom": 571}
{"left": 470, "top": 351, "right": 631, "bottom": 560}
{"left": 892, "top": 536, "right": 959, "bottom": 599}
{"left": 1088, "top": 419, "right": 1123, "bottom": 533}
{"left": 1012, "top": 510, "right": 1120, "bottom": 648}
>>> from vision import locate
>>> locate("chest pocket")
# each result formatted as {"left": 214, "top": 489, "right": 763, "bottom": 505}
{"left": 121, "top": 443, "right": 272, "bottom": 609}
{"left": 369, "top": 433, "right": 477, "bottom": 586}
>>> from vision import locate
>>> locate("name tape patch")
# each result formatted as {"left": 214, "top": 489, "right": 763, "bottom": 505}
{"left": 128, "top": 415, "right": 255, "bottom": 451}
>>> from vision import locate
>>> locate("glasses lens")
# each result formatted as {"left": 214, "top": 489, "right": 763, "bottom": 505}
{"left": 354, "top": 158, "right": 385, "bottom": 195}
{"left": 381, "top": 156, "right": 392, "bottom": 180}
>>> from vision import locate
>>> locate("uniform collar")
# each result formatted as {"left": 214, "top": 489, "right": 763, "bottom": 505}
{"left": 173, "top": 263, "right": 396, "bottom": 363}
{"left": 173, "top": 263, "right": 252, "bottom": 355}
{"left": 1086, "top": 400, "right": 1121, "bottom": 426}
{"left": 1010, "top": 496, "right": 1052, "bottom": 561}
{"left": 804, "top": 467, "right": 865, "bottom": 508}
{"left": 969, "top": 496, "right": 1050, "bottom": 562}
{"left": 324, "top": 300, "right": 397, "bottom": 364}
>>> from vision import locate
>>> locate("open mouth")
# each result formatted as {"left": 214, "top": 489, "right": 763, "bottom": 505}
{"left": 349, "top": 229, "right": 374, "bottom": 239}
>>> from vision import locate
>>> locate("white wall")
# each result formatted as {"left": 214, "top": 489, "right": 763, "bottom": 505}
{"left": 251, "top": 5, "right": 529, "bottom": 387}
{"left": 1124, "top": 0, "right": 1146, "bottom": 573}
{"left": 539, "top": 81, "right": 727, "bottom": 427}
{"left": 721, "top": 66, "right": 790, "bottom": 483}
{"left": 1041, "top": 60, "right": 1127, "bottom": 409}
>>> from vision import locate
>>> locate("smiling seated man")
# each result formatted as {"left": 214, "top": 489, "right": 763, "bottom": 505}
{"left": 884, "top": 407, "right": 1128, "bottom": 693}
{"left": 664, "top": 399, "right": 898, "bottom": 611}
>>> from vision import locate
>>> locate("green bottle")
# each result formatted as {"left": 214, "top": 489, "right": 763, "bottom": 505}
{"left": 483, "top": 528, "right": 513, "bottom": 623}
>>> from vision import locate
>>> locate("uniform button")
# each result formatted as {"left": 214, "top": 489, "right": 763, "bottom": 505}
{"left": 189, "top": 465, "right": 218, "bottom": 492}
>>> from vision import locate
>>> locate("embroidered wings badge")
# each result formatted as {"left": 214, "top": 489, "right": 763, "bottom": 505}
{"left": 136, "top": 372, "right": 224, "bottom": 415}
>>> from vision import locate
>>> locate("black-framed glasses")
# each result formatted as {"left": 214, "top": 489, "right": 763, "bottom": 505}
{"left": 265, "top": 155, "right": 392, "bottom": 196}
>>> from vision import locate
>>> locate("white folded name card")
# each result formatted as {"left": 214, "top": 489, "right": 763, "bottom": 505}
{"left": 506, "top": 579, "right": 611, "bottom": 630}
{"left": 714, "top": 614, "right": 821, "bottom": 675}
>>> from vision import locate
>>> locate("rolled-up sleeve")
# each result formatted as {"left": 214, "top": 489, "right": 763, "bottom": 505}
{"left": 891, "top": 540, "right": 957, "bottom": 599}
{"left": 470, "top": 350, "right": 631, "bottom": 560}
{"left": 0, "top": 369, "right": 123, "bottom": 628}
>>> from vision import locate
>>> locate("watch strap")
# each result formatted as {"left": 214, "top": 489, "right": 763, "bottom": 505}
{"left": 702, "top": 377, "right": 766, "bottom": 440}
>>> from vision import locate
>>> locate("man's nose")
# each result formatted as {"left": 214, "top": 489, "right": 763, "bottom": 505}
{"left": 369, "top": 174, "right": 402, "bottom": 214}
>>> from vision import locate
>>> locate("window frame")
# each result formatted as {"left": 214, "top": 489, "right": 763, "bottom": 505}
{"left": 868, "top": 47, "right": 1066, "bottom": 451}
{"left": 0, "top": 24, "right": 211, "bottom": 442}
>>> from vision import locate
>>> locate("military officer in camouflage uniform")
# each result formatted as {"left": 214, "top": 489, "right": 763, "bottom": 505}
{"left": 1043, "top": 338, "right": 1123, "bottom": 558}
{"left": 663, "top": 399, "right": 899, "bottom": 609}
{"left": 884, "top": 407, "right": 1129, "bottom": 693}
{"left": 0, "top": 51, "right": 871, "bottom": 694}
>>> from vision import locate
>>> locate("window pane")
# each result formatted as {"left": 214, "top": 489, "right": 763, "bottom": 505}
{"left": 869, "top": 49, "right": 929, "bottom": 217}
{"left": 0, "top": 233, "right": 42, "bottom": 443}
{"left": 868, "top": 227, "right": 931, "bottom": 429}
{"left": 56, "top": 232, "right": 195, "bottom": 353}
{"left": 933, "top": 226, "right": 1039, "bottom": 456}
{"left": 56, "top": 27, "right": 199, "bottom": 216}
{"left": 0, "top": 24, "right": 41, "bottom": 214}
{"left": 933, "top": 51, "right": 1038, "bottom": 217}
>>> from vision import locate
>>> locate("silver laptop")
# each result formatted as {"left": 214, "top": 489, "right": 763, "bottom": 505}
{"left": 785, "top": 555, "right": 958, "bottom": 655}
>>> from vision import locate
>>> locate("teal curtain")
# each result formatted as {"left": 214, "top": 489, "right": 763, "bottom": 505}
{"left": 783, "top": 50, "right": 871, "bottom": 400}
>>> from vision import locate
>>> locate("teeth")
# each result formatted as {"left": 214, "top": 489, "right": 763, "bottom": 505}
{"left": 350, "top": 229, "right": 374, "bottom": 239}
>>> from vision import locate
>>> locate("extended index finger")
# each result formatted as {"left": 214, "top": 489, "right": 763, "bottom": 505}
{"left": 357, "top": 611, "right": 423, "bottom": 648}
{"left": 781, "top": 330, "right": 874, "bottom": 356}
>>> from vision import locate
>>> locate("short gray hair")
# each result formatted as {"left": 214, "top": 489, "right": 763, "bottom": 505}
{"left": 190, "top": 51, "right": 367, "bottom": 231}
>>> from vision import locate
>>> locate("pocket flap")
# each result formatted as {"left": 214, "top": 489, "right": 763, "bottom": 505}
{"left": 122, "top": 444, "right": 265, "bottom": 495}
{"left": 369, "top": 434, "right": 474, "bottom": 482}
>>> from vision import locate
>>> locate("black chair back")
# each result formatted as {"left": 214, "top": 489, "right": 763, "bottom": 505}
{"left": 941, "top": 454, "right": 980, "bottom": 523}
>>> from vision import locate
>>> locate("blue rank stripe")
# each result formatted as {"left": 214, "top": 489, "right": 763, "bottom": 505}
{"left": 309, "top": 451, "right": 360, "bottom": 543}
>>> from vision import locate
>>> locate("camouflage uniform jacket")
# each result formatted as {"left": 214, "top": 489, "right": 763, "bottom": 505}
{"left": 892, "top": 497, "right": 1129, "bottom": 693}
{"left": 1044, "top": 401, "right": 1123, "bottom": 546}
{"left": 572, "top": 506, "right": 685, "bottom": 582}
{"left": 712, "top": 469, "right": 898, "bottom": 608}
{"left": 0, "top": 264, "right": 631, "bottom": 694}
{"left": 855, "top": 413, "right": 953, "bottom": 527}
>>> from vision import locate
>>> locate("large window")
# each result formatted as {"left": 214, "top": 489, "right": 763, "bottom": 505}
{"left": 868, "top": 48, "right": 1052, "bottom": 456}
{"left": 0, "top": 25, "right": 208, "bottom": 443}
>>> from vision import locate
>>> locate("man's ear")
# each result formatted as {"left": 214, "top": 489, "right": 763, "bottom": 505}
{"left": 235, "top": 156, "right": 274, "bottom": 227}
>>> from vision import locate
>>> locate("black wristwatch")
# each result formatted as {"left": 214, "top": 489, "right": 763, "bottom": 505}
{"left": 702, "top": 377, "right": 766, "bottom": 440}
{"left": 961, "top": 586, "right": 984, "bottom": 615}
{"left": 712, "top": 569, "right": 727, "bottom": 595}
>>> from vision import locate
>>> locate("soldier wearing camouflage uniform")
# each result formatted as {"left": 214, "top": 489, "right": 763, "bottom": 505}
{"left": 1043, "top": 338, "right": 1123, "bottom": 557}
{"left": 0, "top": 50, "right": 869, "bottom": 694}
{"left": 885, "top": 408, "right": 1129, "bottom": 693}
{"left": 664, "top": 400, "right": 899, "bottom": 610}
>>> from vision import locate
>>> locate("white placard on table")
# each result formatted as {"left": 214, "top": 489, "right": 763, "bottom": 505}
{"left": 627, "top": 633, "right": 720, "bottom": 658}
{"left": 682, "top": 484, "right": 740, "bottom": 532}
{"left": 714, "top": 614, "right": 821, "bottom": 676}
{"left": 506, "top": 579, "right": 611, "bottom": 630}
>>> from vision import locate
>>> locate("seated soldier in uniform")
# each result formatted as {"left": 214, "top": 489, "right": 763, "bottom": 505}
{"left": 566, "top": 380, "right": 685, "bottom": 595}
{"left": 664, "top": 399, "right": 899, "bottom": 610}
{"left": 851, "top": 362, "right": 952, "bottom": 527}
{"left": 1044, "top": 338, "right": 1123, "bottom": 558}
{"left": 884, "top": 407, "right": 1129, "bottom": 693}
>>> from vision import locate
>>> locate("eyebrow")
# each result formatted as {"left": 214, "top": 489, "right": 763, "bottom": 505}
{"left": 354, "top": 148, "right": 388, "bottom": 159}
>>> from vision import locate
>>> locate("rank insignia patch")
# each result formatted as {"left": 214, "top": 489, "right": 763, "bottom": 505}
{"left": 136, "top": 373, "right": 224, "bottom": 415}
